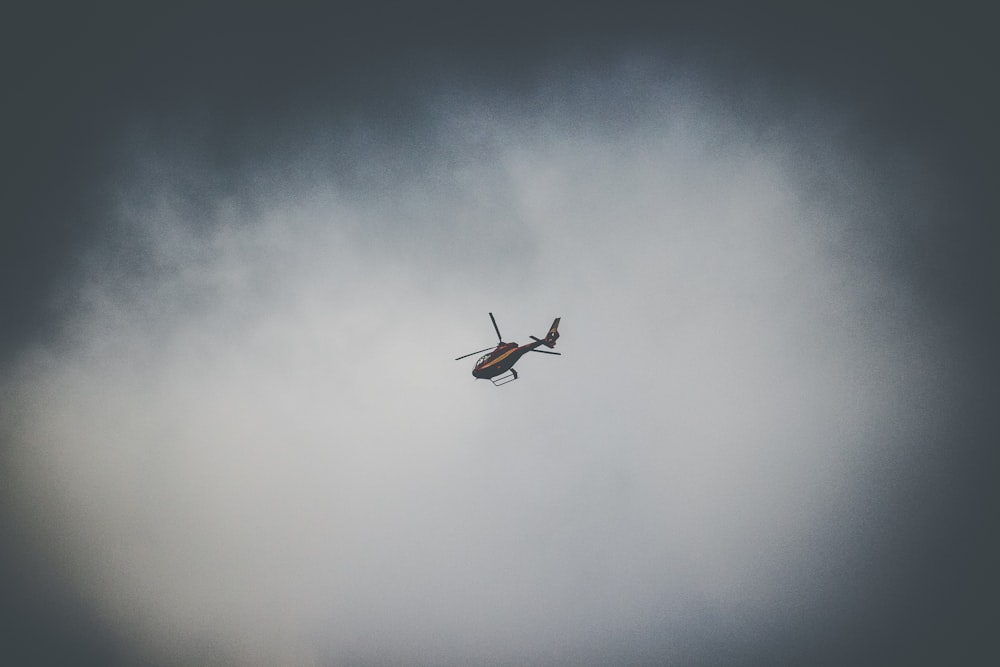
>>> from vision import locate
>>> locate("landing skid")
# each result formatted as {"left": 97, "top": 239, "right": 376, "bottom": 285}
{"left": 490, "top": 370, "right": 518, "bottom": 386}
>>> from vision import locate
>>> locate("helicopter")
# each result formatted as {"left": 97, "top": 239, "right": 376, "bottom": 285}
{"left": 455, "top": 313, "right": 561, "bottom": 385}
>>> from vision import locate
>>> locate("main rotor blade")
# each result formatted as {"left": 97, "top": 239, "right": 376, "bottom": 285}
{"left": 455, "top": 346, "right": 495, "bottom": 361}
{"left": 489, "top": 312, "right": 503, "bottom": 342}
{"left": 531, "top": 349, "right": 561, "bottom": 355}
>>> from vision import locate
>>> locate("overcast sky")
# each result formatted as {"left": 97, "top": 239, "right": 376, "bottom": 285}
{"left": 2, "top": 4, "right": 997, "bottom": 666}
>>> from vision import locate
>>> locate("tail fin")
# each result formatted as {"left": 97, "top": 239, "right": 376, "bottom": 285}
{"left": 544, "top": 317, "right": 560, "bottom": 347}
{"left": 530, "top": 317, "right": 561, "bottom": 347}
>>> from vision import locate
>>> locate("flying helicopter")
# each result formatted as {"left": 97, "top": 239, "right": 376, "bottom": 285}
{"left": 455, "top": 313, "right": 561, "bottom": 385}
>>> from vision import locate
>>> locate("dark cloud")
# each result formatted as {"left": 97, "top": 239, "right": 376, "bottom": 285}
{"left": 2, "top": 3, "right": 997, "bottom": 666}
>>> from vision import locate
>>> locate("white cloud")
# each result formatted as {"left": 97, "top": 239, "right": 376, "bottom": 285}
{"left": 4, "top": 68, "right": 950, "bottom": 665}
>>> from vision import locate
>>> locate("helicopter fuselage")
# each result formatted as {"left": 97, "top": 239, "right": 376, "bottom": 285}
{"left": 472, "top": 341, "right": 543, "bottom": 379}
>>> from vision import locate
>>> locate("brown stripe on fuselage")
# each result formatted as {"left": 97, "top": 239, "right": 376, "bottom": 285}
{"left": 479, "top": 347, "right": 519, "bottom": 370}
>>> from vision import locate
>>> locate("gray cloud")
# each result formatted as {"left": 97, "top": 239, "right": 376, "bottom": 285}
{"left": 2, "top": 61, "right": 964, "bottom": 665}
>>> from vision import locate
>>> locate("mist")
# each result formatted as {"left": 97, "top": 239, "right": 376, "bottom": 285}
{"left": 1, "top": 53, "right": 969, "bottom": 666}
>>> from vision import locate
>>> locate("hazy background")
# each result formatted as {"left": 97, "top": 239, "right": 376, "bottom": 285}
{"left": 2, "top": 3, "right": 997, "bottom": 666}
